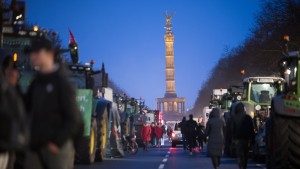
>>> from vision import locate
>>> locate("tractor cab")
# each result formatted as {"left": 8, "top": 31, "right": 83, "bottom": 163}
{"left": 279, "top": 52, "right": 300, "bottom": 112}
{"left": 68, "top": 62, "right": 101, "bottom": 91}
{"left": 242, "top": 77, "right": 284, "bottom": 119}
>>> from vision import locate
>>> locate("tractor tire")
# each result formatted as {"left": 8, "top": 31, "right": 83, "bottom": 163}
{"left": 75, "top": 118, "right": 97, "bottom": 164}
{"left": 95, "top": 107, "right": 109, "bottom": 162}
{"left": 268, "top": 111, "right": 300, "bottom": 169}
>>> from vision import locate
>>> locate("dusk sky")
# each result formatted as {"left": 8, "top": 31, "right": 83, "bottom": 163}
{"left": 26, "top": 0, "right": 261, "bottom": 110}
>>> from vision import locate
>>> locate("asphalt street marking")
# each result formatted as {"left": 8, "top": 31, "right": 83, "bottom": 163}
{"left": 162, "top": 158, "right": 168, "bottom": 162}
{"left": 165, "top": 155, "right": 169, "bottom": 158}
{"left": 158, "top": 164, "right": 165, "bottom": 169}
{"left": 167, "top": 151, "right": 170, "bottom": 154}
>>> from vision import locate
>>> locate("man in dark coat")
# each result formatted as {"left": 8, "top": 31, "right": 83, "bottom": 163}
{"left": 232, "top": 103, "right": 255, "bottom": 169}
{"left": 25, "top": 37, "right": 83, "bottom": 169}
{"left": 186, "top": 114, "right": 197, "bottom": 155}
{"left": 2, "top": 55, "right": 27, "bottom": 169}
{"left": 178, "top": 117, "right": 187, "bottom": 149}
{"left": 206, "top": 108, "right": 226, "bottom": 169}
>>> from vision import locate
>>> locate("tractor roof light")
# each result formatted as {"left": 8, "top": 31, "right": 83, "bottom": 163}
{"left": 71, "top": 66, "right": 77, "bottom": 70}
{"left": 240, "top": 69, "right": 245, "bottom": 75}
{"left": 284, "top": 35, "right": 290, "bottom": 42}
{"left": 33, "top": 25, "right": 39, "bottom": 32}
{"left": 13, "top": 53, "right": 18, "bottom": 62}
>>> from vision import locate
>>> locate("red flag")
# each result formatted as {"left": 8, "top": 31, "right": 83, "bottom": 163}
{"left": 68, "top": 29, "right": 77, "bottom": 44}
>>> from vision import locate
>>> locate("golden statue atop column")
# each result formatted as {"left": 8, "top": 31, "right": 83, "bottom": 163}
{"left": 156, "top": 11, "right": 186, "bottom": 121}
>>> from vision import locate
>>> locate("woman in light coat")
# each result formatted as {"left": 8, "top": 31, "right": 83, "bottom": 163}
{"left": 205, "top": 108, "right": 226, "bottom": 169}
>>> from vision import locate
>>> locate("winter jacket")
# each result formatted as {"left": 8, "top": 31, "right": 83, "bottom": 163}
{"left": 0, "top": 78, "right": 28, "bottom": 152}
{"left": 141, "top": 125, "right": 151, "bottom": 142}
{"left": 232, "top": 103, "right": 255, "bottom": 142}
{"left": 186, "top": 119, "right": 197, "bottom": 138}
{"left": 155, "top": 126, "right": 163, "bottom": 139}
{"left": 206, "top": 108, "right": 226, "bottom": 156}
{"left": 178, "top": 120, "right": 187, "bottom": 135}
{"left": 150, "top": 126, "right": 156, "bottom": 137}
{"left": 26, "top": 66, "right": 83, "bottom": 150}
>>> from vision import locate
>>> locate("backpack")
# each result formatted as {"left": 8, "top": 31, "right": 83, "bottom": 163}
{"left": 0, "top": 78, "right": 29, "bottom": 152}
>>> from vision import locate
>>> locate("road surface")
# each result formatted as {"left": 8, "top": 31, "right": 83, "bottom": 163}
{"left": 75, "top": 144, "right": 266, "bottom": 169}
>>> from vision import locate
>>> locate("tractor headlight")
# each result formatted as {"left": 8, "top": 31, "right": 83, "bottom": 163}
{"left": 255, "top": 105, "right": 261, "bottom": 111}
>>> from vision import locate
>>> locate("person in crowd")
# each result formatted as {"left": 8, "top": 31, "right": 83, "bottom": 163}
{"left": 155, "top": 123, "right": 163, "bottom": 148}
{"left": 206, "top": 108, "right": 226, "bottom": 169}
{"left": 2, "top": 55, "right": 20, "bottom": 91}
{"left": 1, "top": 56, "right": 27, "bottom": 169}
{"left": 141, "top": 122, "right": 151, "bottom": 151}
{"left": 196, "top": 122, "right": 206, "bottom": 150}
{"left": 24, "top": 36, "right": 83, "bottom": 169}
{"left": 186, "top": 114, "right": 197, "bottom": 155}
{"left": 178, "top": 117, "right": 187, "bottom": 150}
{"left": 232, "top": 103, "right": 255, "bottom": 169}
{"left": 150, "top": 122, "right": 157, "bottom": 147}
{"left": 167, "top": 125, "right": 173, "bottom": 142}
{"left": 174, "top": 123, "right": 179, "bottom": 131}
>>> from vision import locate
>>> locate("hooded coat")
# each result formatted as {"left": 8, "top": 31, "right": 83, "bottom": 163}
{"left": 232, "top": 103, "right": 255, "bottom": 141}
{"left": 206, "top": 108, "right": 226, "bottom": 156}
{"left": 141, "top": 125, "right": 151, "bottom": 142}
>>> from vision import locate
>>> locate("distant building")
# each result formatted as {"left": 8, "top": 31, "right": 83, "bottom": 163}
{"left": 156, "top": 13, "right": 185, "bottom": 121}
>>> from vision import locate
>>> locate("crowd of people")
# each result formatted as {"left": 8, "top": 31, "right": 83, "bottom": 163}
{"left": 0, "top": 37, "right": 83, "bottom": 169}
{"left": 141, "top": 122, "right": 165, "bottom": 151}
{"left": 178, "top": 103, "right": 255, "bottom": 169}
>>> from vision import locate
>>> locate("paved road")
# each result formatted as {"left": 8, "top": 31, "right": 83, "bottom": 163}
{"left": 75, "top": 145, "right": 266, "bottom": 169}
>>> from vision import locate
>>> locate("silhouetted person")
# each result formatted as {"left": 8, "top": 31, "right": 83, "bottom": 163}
{"left": 178, "top": 117, "right": 187, "bottom": 149}
{"left": 186, "top": 114, "right": 197, "bottom": 155}
{"left": 206, "top": 108, "right": 226, "bottom": 169}
{"left": 232, "top": 103, "right": 255, "bottom": 169}
{"left": 196, "top": 123, "right": 205, "bottom": 150}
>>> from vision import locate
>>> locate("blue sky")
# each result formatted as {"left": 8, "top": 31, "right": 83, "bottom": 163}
{"left": 26, "top": 0, "right": 261, "bottom": 109}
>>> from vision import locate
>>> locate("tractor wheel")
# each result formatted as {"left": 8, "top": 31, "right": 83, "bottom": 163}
{"left": 268, "top": 111, "right": 300, "bottom": 169}
{"left": 95, "top": 107, "right": 109, "bottom": 162}
{"left": 75, "top": 118, "right": 97, "bottom": 164}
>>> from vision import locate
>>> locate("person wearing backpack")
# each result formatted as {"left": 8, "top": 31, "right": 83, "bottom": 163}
{"left": 24, "top": 36, "right": 83, "bottom": 169}
{"left": 232, "top": 103, "right": 255, "bottom": 169}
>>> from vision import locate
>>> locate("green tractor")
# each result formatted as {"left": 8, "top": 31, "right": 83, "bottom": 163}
{"left": 241, "top": 77, "right": 285, "bottom": 131}
{"left": 114, "top": 95, "right": 149, "bottom": 146}
{"left": 69, "top": 63, "right": 111, "bottom": 164}
{"left": 68, "top": 31, "right": 125, "bottom": 162}
{"left": 267, "top": 36, "right": 300, "bottom": 169}
{"left": 225, "top": 77, "right": 284, "bottom": 157}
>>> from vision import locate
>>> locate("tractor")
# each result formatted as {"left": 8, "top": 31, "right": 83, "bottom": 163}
{"left": 267, "top": 36, "right": 300, "bottom": 169}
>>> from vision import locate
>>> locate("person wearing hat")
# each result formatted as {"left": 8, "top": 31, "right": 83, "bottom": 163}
{"left": 24, "top": 36, "right": 83, "bottom": 169}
